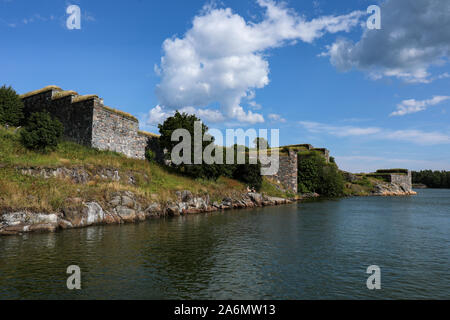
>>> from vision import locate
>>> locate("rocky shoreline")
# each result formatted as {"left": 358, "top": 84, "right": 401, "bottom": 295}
{"left": 372, "top": 182, "right": 417, "bottom": 196}
{"left": 0, "top": 191, "right": 295, "bottom": 236}
{"left": 0, "top": 178, "right": 416, "bottom": 237}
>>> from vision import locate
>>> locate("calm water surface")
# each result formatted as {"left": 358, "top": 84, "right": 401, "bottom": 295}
{"left": 0, "top": 189, "right": 449, "bottom": 300}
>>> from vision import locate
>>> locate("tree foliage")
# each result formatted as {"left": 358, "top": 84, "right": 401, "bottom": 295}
{"left": 20, "top": 111, "right": 64, "bottom": 151}
{"left": 227, "top": 144, "right": 262, "bottom": 190}
{"left": 158, "top": 111, "right": 262, "bottom": 189}
{"left": 297, "top": 151, "right": 344, "bottom": 197}
{"left": 158, "top": 111, "right": 220, "bottom": 179}
{"left": 0, "top": 85, "right": 24, "bottom": 126}
{"left": 158, "top": 111, "right": 211, "bottom": 159}
{"left": 412, "top": 170, "right": 450, "bottom": 188}
{"left": 145, "top": 149, "right": 156, "bottom": 163}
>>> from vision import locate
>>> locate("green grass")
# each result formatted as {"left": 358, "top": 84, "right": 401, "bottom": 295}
{"left": 72, "top": 94, "right": 99, "bottom": 104}
{"left": 19, "top": 85, "right": 62, "bottom": 99}
{"left": 52, "top": 90, "right": 78, "bottom": 100}
{"left": 343, "top": 176, "right": 383, "bottom": 196}
{"left": 0, "top": 125, "right": 290, "bottom": 213}
{"left": 260, "top": 178, "right": 295, "bottom": 199}
{"left": 138, "top": 130, "right": 160, "bottom": 138}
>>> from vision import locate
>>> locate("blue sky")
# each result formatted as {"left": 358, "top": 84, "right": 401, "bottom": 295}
{"left": 1, "top": 0, "right": 450, "bottom": 172}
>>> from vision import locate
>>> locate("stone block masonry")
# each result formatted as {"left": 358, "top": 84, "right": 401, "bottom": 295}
{"left": 262, "top": 150, "right": 298, "bottom": 193}
{"left": 19, "top": 86, "right": 342, "bottom": 194}
{"left": 92, "top": 104, "right": 147, "bottom": 159}
{"left": 21, "top": 86, "right": 152, "bottom": 160}
{"left": 390, "top": 171, "right": 413, "bottom": 191}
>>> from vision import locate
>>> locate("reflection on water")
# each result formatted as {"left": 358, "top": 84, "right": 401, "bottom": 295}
{"left": 0, "top": 189, "right": 449, "bottom": 300}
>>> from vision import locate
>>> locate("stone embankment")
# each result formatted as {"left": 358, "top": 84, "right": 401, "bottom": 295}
{"left": 372, "top": 182, "right": 417, "bottom": 196}
{"left": 0, "top": 190, "right": 293, "bottom": 236}
{"left": 343, "top": 171, "right": 417, "bottom": 196}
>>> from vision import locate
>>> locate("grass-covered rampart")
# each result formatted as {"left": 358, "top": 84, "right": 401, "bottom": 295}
{"left": 0, "top": 126, "right": 290, "bottom": 214}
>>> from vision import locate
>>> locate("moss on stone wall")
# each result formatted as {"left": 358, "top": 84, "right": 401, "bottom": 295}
{"left": 20, "top": 86, "right": 62, "bottom": 99}
{"left": 138, "top": 130, "right": 160, "bottom": 138}
{"left": 72, "top": 94, "right": 99, "bottom": 104}
{"left": 102, "top": 106, "right": 138, "bottom": 122}
{"left": 52, "top": 91, "right": 78, "bottom": 100}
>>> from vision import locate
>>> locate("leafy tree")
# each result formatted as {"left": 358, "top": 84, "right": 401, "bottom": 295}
{"left": 318, "top": 163, "right": 345, "bottom": 197}
{"left": 297, "top": 151, "right": 323, "bottom": 193}
{"left": 157, "top": 112, "right": 263, "bottom": 189}
{"left": 412, "top": 170, "right": 450, "bottom": 188}
{"left": 229, "top": 144, "right": 262, "bottom": 190}
{"left": 20, "top": 111, "right": 64, "bottom": 151}
{"left": 0, "top": 85, "right": 24, "bottom": 126}
{"left": 297, "top": 151, "right": 344, "bottom": 197}
{"left": 158, "top": 111, "right": 220, "bottom": 179}
{"left": 233, "top": 160, "right": 262, "bottom": 191}
{"left": 158, "top": 111, "right": 211, "bottom": 158}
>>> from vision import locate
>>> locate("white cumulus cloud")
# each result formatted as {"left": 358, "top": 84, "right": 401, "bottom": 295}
{"left": 322, "top": 0, "right": 450, "bottom": 83}
{"left": 390, "top": 96, "right": 450, "bottom": 117}
{"left": 144, "top": 105, "right": 225, "bottom": 127}
{"left": 268, "top": 113, "right": 287, "bottom": 122}
{"left": 145, "top": 105, "right": 172, "bottom": 126}
{"left": 153, "top": 0, "right": 364, "bottom": 125}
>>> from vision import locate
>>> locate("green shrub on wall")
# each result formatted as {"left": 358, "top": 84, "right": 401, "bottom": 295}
{"left": 297, "top": 151, "right": 344, "bottom": 197}
{"left": 20, "top": 111, "right": 64, "bottom": 152}
{"left": 376, "top": 169, "right": 408, "bottom": 175}
{"left": 145, "top": 149, "right": 156, "bottom": 163}
{"left": 0, "top": 85, "right": 24, "bottom": 126}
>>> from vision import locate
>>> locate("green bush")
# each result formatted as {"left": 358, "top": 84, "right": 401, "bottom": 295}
{"left": 158, "top": 112, "right": 263, "bottom": 190}
{"left": 354, "top": 176, "right": 373, "bottom": 187}
{"left": 20, "top": 111, "right": 64, "bottom": 151}
{"left": 158, "top": 111, "right": 222, "bottom": 180}
{"left": 319, "top": 164, "right": 345, "bottom": 197}
{"left": 376, "top": 169, "right": 408, "bottom": 174}
{"left": 145, "top": 149, "right": 156, "bottom": 163}
{"left": 297, "top": 151, "right": 344, "bottom": 197}
{"left": 297, "top": 151, "right": 323, "bottom": 193}
{"left": 0, "top": 85, "right": 24, "bottom": 126}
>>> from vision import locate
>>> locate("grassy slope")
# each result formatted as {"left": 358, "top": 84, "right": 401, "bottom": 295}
{"left": 343, "top": 176, "right": 382, "bottom": 196}
{"left": 0, "top": 126, "right": 290, "bottom": 213}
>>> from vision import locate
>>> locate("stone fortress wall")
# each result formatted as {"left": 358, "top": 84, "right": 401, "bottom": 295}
{"left": 387, "top": 170, "right": 413, "bottom": 190}
{"left": 20, "top": 86, "right": 159, "bottom": 160}
{"left": 261, "top": 150, "right": 298, "bottom": 194}
{"left": 18, "top": 86, "right": 331, "bottom": 193}
{"left": 20, "top": 86, "right": 411, "bottom": 194}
